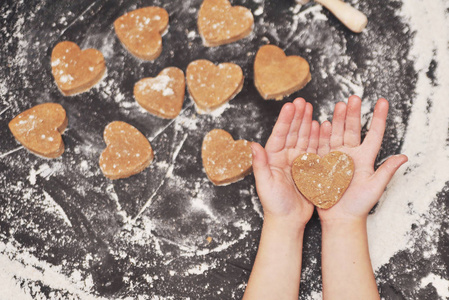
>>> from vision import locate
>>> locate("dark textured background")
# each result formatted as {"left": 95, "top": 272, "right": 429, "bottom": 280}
{"left": 0, "top": 0, "right": 448, "bottom": 299}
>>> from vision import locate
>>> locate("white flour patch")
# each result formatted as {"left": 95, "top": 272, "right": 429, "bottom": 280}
{"left": 174, "top": 112, "right": 200, "bottom": 131}
{"left": 292, "top": 4, "right": 327, "bottom": 23}
{"left": 106, "top": 183, "right": 131, "bottom": 223}
{"left": 420, "top": 273, "right": 449, "bottom": 299}
{"left": 184, "top": 262, "right": 214, "bottom": 276}
{"left": 42, "top": 191, "right": 72, "bottom": 227}
{"left": 187, "top": 30, "right": 196, "bottom": 40}
{"left": 0, "top": 269, "right": 34, "bottom": 300}
{"left": 0, "top": 241, "right": 104, "bottom": 300}
{"left": 191, "top": 193, "right": 218, "bottom": 221}
{"left": 136, "top": 75, "right": 174, "bottom": 96}
{"left": 367, "top": 0, "right": 449, "bottom": 275}
{"left": 0, "top": 146, "right": 24, "bottom": 159}
{"left": 310, "top": 290, "right": 322, "bottom": 300}
{"left": 28, "top": 162, "right": 63, "bottom": 185}
{"left": 253, "top": 6, "right": 264, "bottom": 16}
{"left": 242, "top": 186, "right": 263, "bottom": 219}
{"left": 183, "top": 220, "right": 253, "bottom": 257}
{"left": 207, "top": 101, "right": 231, "bottom": 117}
{"left": 78, "top": 160, "right": 95, "bottom": 177}
{"left": 125, "top": 215, "right": 165, "bottom": 257}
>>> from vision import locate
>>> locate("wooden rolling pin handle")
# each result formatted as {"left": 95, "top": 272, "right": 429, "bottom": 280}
{"left": 316, "top": 0, "right": 368, "bottom": 33}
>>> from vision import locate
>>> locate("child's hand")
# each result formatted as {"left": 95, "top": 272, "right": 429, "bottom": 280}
{"left": 251, "top": 98, "right": 319, "bottom": 229}
{"left": 244, "top": 98, "right": 319, "bottom": 300}
{"left": 317, "top": 96, "right": 406, "bottom": 299}
{"left": 317, "top": 95, "right": 408, "bottom": 222}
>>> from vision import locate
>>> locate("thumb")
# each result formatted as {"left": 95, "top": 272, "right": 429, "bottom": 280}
{"left": 251, "top": 142, "right": 272, "bottom": 185}
{"left": 373, "top": 154, "right": 408, "bottom": 190}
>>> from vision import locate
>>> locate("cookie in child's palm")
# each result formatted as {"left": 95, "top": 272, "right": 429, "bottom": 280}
{"left": 291, "top": 151, "right": 354, "bottom": 209}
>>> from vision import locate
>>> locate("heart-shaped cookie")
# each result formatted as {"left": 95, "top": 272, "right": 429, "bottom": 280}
{"left": 202, "top": 129, "right": 252, "bottom": 185}
{"left": 291, "top": 151, "right": 354, "bottom": 209}
{"left": 254, "top": 44, "right": 311, "bottom": 100}
{"left": 134, "top": 67, "right": 185, "bottom": 119}
{"left": 8, "top": 103, "right": 68, "bottom": 158}
{"left": 99, "top": 121, "right": 154, "bottom": 180}
{"left": 51, "top": 41, "right": 106, "bottom": 96}
{"left": 114, "top": 7, "right": 169, "bottom": 61}
{"left": 186, "top": 59, "right": 243, "bottom": 114}
{"left": 198, "top": 0, "right": 254, "bottom": 47}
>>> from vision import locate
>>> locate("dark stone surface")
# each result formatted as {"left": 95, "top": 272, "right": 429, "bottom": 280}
{"left": 0, "top": 0, "right": 447, "bottom": 299}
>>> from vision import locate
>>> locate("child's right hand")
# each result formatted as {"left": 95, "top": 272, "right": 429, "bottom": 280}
{"left": 317, "top": 96, "right": 408, "bottom": 223}
{"left": 245, "top": 99, "right": 320, "bottom": 300}
{"left": 251, "top": 98, "right": 319, "bottom": 230}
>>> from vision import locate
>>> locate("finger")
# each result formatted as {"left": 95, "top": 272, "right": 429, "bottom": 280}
{"left": 296, "top": 102, "right": 314, "bottom": 151}
{"left": 251, "top": 142, "right": 273, "bottom": 184}
{"left": 285, "top": 98, "right": 306, "bottom": 148}
{"left": 306, "top": 120, "right": 320, "bottom": 153}
{"left": 265, "top": 103, "right": 296, "bottom": 153}
{"left": 372, "top": 154, "right": 408, "bottom": 192}
{"left": 362, "top": 98, "right": 389, "bottom": 158}
{"left": 330, "top": 102, "right": 347, "bottom": 149}
{"left": 318, "top": 121, "right": 332, "bottom": 156}
{"left": 344, "top": 95, "right": 362, "bottom": 147}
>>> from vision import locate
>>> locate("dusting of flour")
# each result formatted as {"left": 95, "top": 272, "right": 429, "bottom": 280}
{"left": 1, "top": 0, "right": 448, "bottom": 299}
{"left": 365, "top": 1, "right": 449, "bottom": 297}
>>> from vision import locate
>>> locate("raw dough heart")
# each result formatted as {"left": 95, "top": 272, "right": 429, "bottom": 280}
{"left": 291, "top": 151, "right": 354, "bottom": 209}
{"left": 198, "top": 0, "right": 254, "bottom": 47}
{"left": 51, "top": 41, "right": 106, "bottom": 96}
{"left": 114, "top": 7, "right": 169, "bottom": 61}
{"left": 254, "top": 44, "right": 311, "bottom": 100}
{"left": 100, "top": 121, "right": 154, "bottom": 180}
{"left": 8, "top": 103, "right": 68, "bottom": 158}
{"left": 134, "top": 67, "right": 185, "bottom": 119}
{"left": 186, "top": 59, "right": 243, "bottom": 114}
{"left": 202, "top": 129, "right": 252, "bottom": 185}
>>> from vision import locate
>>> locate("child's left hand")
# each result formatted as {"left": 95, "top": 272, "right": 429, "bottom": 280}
{"left": 317, "top": 96, "right": 408, "bottom": 223}
{"left": 251, "top": 98, "right": 319, "bottom": 229}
